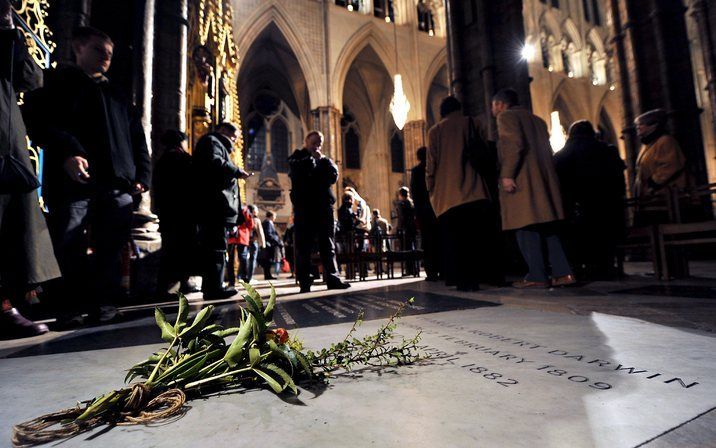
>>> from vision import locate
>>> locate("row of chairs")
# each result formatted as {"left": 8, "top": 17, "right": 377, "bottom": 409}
{"left": 334, "top": 232, "right": 423, "bottom": 281}
{"left": 619, "top": 183, "right": 716, "bottom": 279}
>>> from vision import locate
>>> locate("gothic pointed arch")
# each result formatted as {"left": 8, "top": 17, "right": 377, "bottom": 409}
{"left": 235, "top": 5, "right": 321, "bottom": 108}
{"left": 333, "top": 22, "right": 418, "bottom": 114}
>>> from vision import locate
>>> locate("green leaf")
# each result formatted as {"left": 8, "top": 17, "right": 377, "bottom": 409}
{"left": 268, "top": 340, "right": 298, "bottom": 374}
{"left": 179, "top": 305, "right": 215, "bottom": 339}
{"left": 243, "top": 294, "right": 268, "bottom": 331}
{"left": 174, "top": 294, "right": 190, "bottom": 332}
{"left": 252, "top": 368, "right": 283, "bottom": 394}
{"left": 249, "top": 347, "right": 261, "bottom": 367}
{"left": 223, "top": 314, "right": 254, "bottom": 367}
{"left": 176, "top": 352, "right": 211, "bottom": 381}
{"left": 263, "top": 284, "right": 277, "bottom": 321}
{"left": 213, "top": 327, "right": 241, "bottom": 338}
{"left": 155, "top": 308, "right": 176, "bottom": 343}
{"left": 240, "top": 281, "right": 263, "bottom": 310}
{"left": 263, "top": 363, "right": 297, "bottom": 394}
{"left": 293, "top": 350, "right": 314, "bottom": 377}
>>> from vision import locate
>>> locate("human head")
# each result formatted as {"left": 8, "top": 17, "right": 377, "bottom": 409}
{"left": 416, "top": 146, "right": 427, "bottom": 163}
{"left": 439, "top": 96, "right": 462, "bottom": 119}
{"left": 372, "top": 208, "right": 381, "bottom": 218}
{"left": 216, "top": 122, "right": 240, "bottom": 144}
{"left": 567, "top": 120, "right": 596, "bottom": 140}
{"left": 304, "top": 131, "right": 324, "bottom": 152}
{"left": 398, "top": 186, "right": 410, "bottom": 199}
{"left": 342, "top": 193, "right": 354, "bottom": 205}
{"left": 160, "top": 130, "right": 188, "bottom": 151}
{"left": 72, "top": 27, "right": 114, "bottom": 76}
{"left": 635, "top": 109, "right": 667, "bottom": 139}
{"left": 248, "top": 204, "right": 258, "bottom": 216}
{"left": 491, "top": 88, "right": 519, "bottom": 117}
{"left": 265, "top": 210, "right": 275, "bottom": 220}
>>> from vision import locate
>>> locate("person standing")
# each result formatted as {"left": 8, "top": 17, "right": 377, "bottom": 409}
{"left": 153, "top": 130, "right": 198, "bottom": 296}
{"left": 427, "top": 96, "right": 496, "bottom": 291}
{"left": 226, "top": 205, "right": 253, "bottom": 286}
{"left": 0, "top": 0, "right": 60, "bottom": 337}
{"left": 246, "top": 204, "right": 265, "bottom": 283}
{"left": 260, "top": 210, "right": 282, "bottom": 280}
{"left": 492, "top": 88, "right": 575, "bottom": 288}
{"left": 288, "top": 131, "right": 350, "bottom": 293}
{"left": 410, "top": 146, "right": 440, "bottom": 281}
{"left": 192, "top": 122, "right": 251, "bottom": 299}
{"left": 555, "top": 120, "right": 626, "bottom": 279}
{"left": 396, "top": 187, "right": 418, "bottom": 275}
{"left": 23, "top": 26, "right": 151, "bottom": 324}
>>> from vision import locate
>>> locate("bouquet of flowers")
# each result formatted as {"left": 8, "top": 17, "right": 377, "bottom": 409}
{"left": 12, "top": 283, "right": 422, "bottom": 446}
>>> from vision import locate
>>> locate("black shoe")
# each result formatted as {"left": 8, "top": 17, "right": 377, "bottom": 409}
{"left": 326, "top": 281, "right": 351, "bottom": 290}
{"left": 0, "top": 308, "right": 49, "bottom": 339}
{"left": 299, "top": 285, "right": 311, "bottom": 293}
{"left": 179, "top": 283, "right": 201, "bottom": 294}
{"left": 86, "top": 306, "right": 126, "bottom": 325}
{"left": 203, "top": 288, "right": 237, "bottom": 300}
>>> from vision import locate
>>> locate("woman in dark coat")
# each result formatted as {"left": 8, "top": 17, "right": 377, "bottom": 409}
{"left": 0, "top": 2, "right": 60, "bottom": 338}
{"left": 554, "top": 120, "right": 626, "bottom": 279}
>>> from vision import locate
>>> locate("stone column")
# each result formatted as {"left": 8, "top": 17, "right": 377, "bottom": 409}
{"left": 691, "top": 0, "right": 716, "bottom": 153}
{"left": 403, "top": 119, "right": 426, "bottom": 184}
{"left": 311, "top": 106, "right": 343, "bottom": 194}
{"left": 151, "top": 0, "right": 189, "bottom": 162}
{"left": 444, "top": 0, "right": 464, "bottom": 100}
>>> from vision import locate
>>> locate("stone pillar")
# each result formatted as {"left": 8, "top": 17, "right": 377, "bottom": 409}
{"left": 49, "top": 0, "right": 91, "bottom": 63}
{"left": 691, "top": 0, "right": 716, "bottom": 156}
{"left": 608, "top": 0, "right": 709, "bottom": 190}
{"left": 444, "top": 0, "right": 531, "bottom": 119}
{"left": 403, "top": 119, "right": 426, "bottom": 184}
{"left": 134, "top": 0, "right": 155, "bottom": 215}
{"left": 311, "top": 106, "right": 343, "bottom": 196}
{"left": 151, "top": 0, "right": 189, "bottom": 163}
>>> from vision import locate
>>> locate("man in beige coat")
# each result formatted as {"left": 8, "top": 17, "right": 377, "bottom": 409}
{"left": 492, "top": 89, "right": 575, "bottom": 288}
{"left": 427, "top": 96, "right": 500, "bottom": 291}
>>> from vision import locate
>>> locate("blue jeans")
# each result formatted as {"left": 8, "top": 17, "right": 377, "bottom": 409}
{"left": 515, "top": 223, "right": 573, "bottom": 282}
{"left": 247, "top": 242, "right": 259, "bottom": 282}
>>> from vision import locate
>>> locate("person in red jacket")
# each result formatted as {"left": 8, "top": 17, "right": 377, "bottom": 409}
{"left": 226, "top": 206, "right": 253, "bottom": 286}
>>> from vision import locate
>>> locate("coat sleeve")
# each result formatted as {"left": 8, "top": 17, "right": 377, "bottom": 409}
{"left": 129, "top": 105, "right": 151, "bottom": 187}
{"left": 196, "top": 136, "right": 242, "bottom": 180}
{"left": 255, "top": 218, "right": 266, "bottom": 248}
{"left": 650, "top": 136, "right": 686, "bottom": 187}
{"left": 426, "top": 125, "right": 438, "bottom": 192}
{"left": 22, "top": 82, "right": 88, "bottom": 160}
{"left": 317, "top": 157, "right": 339, "bottom": 186}
{"left": 11, "top": 30, "right": 43, "bottom": 93}
{"left": 497, "top": 111, "right": 525, "bottom": 179}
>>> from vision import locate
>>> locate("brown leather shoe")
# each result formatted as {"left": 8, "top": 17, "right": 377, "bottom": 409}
{"left": 512, "top": 279, "right": 549, "bottom": 289}
{"left": 552, "top": 274, "right": 577, "bottom": 287}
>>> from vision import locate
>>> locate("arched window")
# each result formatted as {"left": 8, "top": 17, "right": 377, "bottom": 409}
{"left": 561, "top": 40, "right": 576, "bottom": 77}
{"left": 344, "top": 126, "right": 361, "bottom": 169}
{"left": 417, "top": 2, "right": 435, "bottom": 36}
{"left": 374, "top": 0, "right": 394, "bottom": 22}
{"left": 390, "top": 131, "right": 404, "bottom": 173}
{"left": 540, "top": 33, "right": 551, "bottom": 69}
{"left": 245, "top": 114, "right": 266, "bottom": 171}
{"left": 270, "top": 119, "right": 289, "bottom": 173}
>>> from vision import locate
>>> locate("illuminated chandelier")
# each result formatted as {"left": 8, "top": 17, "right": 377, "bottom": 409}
{"left": 389, "top": 14, "right": 410, "bottom": 130}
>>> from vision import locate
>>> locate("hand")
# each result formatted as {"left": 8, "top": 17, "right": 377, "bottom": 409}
{"left": 64, "top": 156, "right": 90, "bottom": 184}
{"left": 131, "top": 182, "right": 147, "bottom": 195}
{"left": 500, "top": 178, "right": 517, "bottom": 193}
{"left": 236, "top": 170, "right": 252, "bottom": 180}
{"left": 311, "top": 149, "right": 322, "bottom": 160}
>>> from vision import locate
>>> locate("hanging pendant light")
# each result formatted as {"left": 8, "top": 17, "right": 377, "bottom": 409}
{"left": 389, "top": 12, "right": 410, "bottom": 130}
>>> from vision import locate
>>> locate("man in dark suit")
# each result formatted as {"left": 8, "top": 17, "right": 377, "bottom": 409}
{"left": 410, "top": 147, "right": 440, "bottom": 281}
{"left": 23, "top": 26, "right": 150, "bottom": 324}
{"left": 193, "top": 122, "right": 251, "bottom": 299}
{"left": 260, "top": 210, "right": 282, "bottom": 280}
{"left": 288, "top": 131, "right": 350, "bottom": 293}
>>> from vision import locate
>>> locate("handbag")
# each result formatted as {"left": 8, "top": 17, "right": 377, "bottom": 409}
{"left": 0, "top": 153, "right": 40, "bottom": 194}
{"left": 280, "top": 257, "right": 291, "bottom": 273}
{"left": 462, "top": 117, "right": 494, "bottom": 178}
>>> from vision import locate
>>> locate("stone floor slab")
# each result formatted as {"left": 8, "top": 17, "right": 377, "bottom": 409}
{"left": 2, "top": 304, "right": 715, "bottom": 447}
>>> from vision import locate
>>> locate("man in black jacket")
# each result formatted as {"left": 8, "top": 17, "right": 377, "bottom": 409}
{"left": 23, "top": 26, "right": 150, "bottom": 324}
{"left": 288, "top": 131, "right": 350, "bottom": 293}
{"left": 193, "top": 122, "right": 251, "bottom": 299}
{"left": 410, "top": 147, "right": 440, "bottom": 281}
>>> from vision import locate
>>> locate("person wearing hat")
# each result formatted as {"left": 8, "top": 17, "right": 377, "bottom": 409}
{"left": 634, "top": 109, "right": 687, "bottom": 200}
